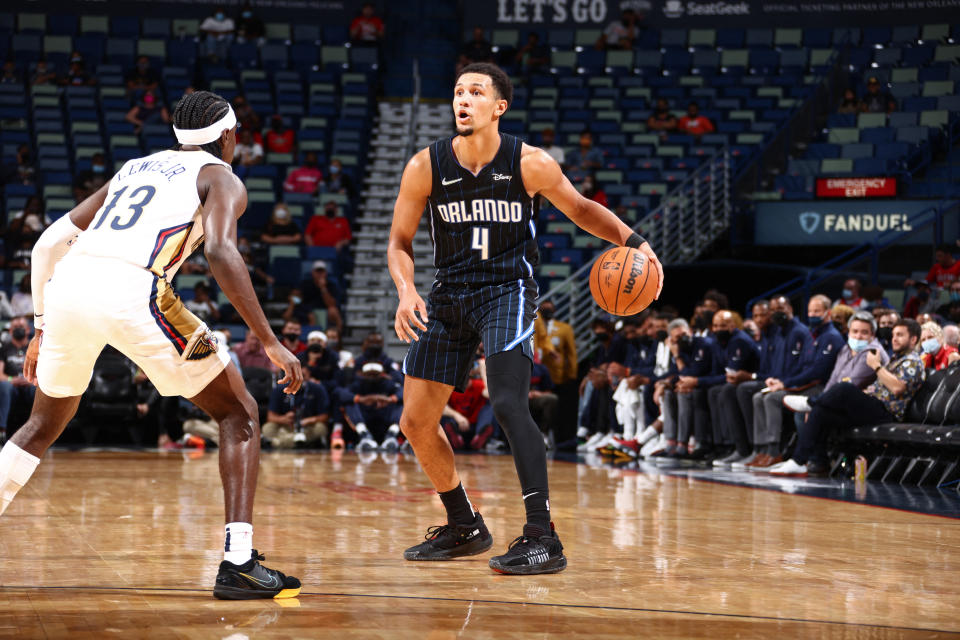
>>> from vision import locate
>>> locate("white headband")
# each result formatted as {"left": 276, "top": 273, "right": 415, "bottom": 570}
{"left": 173, "top": 105, "right": 237, "bottom": 145}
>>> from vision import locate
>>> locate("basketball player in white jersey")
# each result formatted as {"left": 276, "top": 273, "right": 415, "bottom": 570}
{"left": 0, "top": 91, "right": 302, "bottom": 599}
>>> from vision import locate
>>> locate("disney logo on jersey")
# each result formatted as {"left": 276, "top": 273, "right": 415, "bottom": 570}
{"left": 491, "top": 173, "right": 512, "bottom": 181}
{"left": 435, "top": 199, "right": 525, "bottom": 224}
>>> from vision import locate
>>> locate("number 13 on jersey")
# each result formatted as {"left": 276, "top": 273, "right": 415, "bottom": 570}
{"left": 471, "top": 227, "right": 489, "bottom": 261}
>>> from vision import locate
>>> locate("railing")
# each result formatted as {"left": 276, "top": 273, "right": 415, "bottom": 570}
{"left": 746, "top": 199, "right": 960, "bottom": 312}
{"left": 540, "top": 150, "right": 732, "bottom": 358}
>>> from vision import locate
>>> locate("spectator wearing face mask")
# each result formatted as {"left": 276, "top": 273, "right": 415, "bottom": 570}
{"left": 279, "top": 320, "right": 306, "bottom": 356}
{"left": 185, "top": 282, "right": 220, "bottom": 324}
{"left": 323, "top": 159, "right": 357, "bottom": 202}
{"left": 299, "top": 331, "right": 342, "bottom": 388}
{"left": 0, "top": 316, "right": 37, "bottom": 439}
{"left": 580, "top": 175, "right": 608, "bottom": 208}
{"left": 677, "top": 102, "right": 714, "bottom": 140}
{"left": 125, "top": 89, "right": 170, "bottom": 135}
{"left": 125, "top": 56, "right": 160, "bottom": 97}
{"left": 565, "top": 130, "right": 604, "bottom": 184}
{"left": 305, "top": 202, "right": 352, "bottom": 249}
{"left": 59, "top": 54, "right": 96, "bottom": 87}
{"left": 340, "top": 362, "right": 401, "bottom": 451}
{"left": 73, "top": 153, "right": 110, "bottom": 202}
{"left": 266, "top": 115, "right": 296, "bottom": 154}
{"left": 232, "top": 129, "right": 263, "bottom": 179}
{"left": 261, "top": 204, "right": 303, "bottom": 245}
{"left": 200, "top": 8, "right": 236, "bottom": 61}
{"left": 299, "top": 261, "right": 343, "bottom": 332}
{"left": 875, "top": 310, "right": 900, "bottom": 353}
{"left": 235, "top": 2, "right": 265, "bottom": 42}
{"left": 262, "top": 365, "right": 330, "bottom": 449}
{"left": 647, "top": 98, "right": 678, "bottom": 137}
{"left": 31, "top": 60, "right": 57, "bottom": 86}
{"left": 539, "top": 128, "right": 565, "bottom": 168}
{"left": 903, "top": 281, "right": 937, "bottom": 319}
{"left": 283, "top": 152, "right": 323, "bottom": 194}
{"left": 835, "top": 278, "right": 867, "bottom": 310}
{"left": 353, "top": 331, "right": 396, "bottom": 376}
{"left": 919, "top": 322, "right": 956, "bottom": 371}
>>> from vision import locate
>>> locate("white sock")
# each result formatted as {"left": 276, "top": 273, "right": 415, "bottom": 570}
{"left": 356, "top": 423, "right": 369, "bottom": 436}
{"left": 387, "top": 424, "right": 400, "bottom": 436}
{"left": 637, "top": 425, "right": 659, "bottom": 445}
{"left": 224, "top": 522, "right": 253, "bottom": 565}
{"left": 577, "top": 426, "right": 588, "bottom": 438}
{"left": 0, "top": 442, "right": 40, "bottom": 516}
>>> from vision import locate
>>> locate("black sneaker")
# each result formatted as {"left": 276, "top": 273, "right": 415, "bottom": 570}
{"left": 213, "top": 550, "right": 301, "bottom": 600}
{"left": 403, "top": 513, "right": 493, "bottom": 561}
{"left": 488, "top": 523, "right": 567, "bottom": 575}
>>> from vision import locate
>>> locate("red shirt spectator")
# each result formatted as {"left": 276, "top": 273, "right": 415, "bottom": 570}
{"left": 448, "top": 377, "right": 487, "bottom": 425}
{"left": 677, "top": 103, "right": 714, "bottom": 137}
{"left": 305, "top": 203, "right": 352, "bottom": 248}
{"left": 581, "top": 176, "right": 608, "bottom": 208}
{"left": 925, "top": 244, "right": 960, "bottom": 288}
{"left": 283, "top": 152, "right": 324, "bottom": 194}
{"left": 350, "top": 3, "right": 384, "bottom": 42}
{"left": 265, "top": 115, "right": 295, "bottom": 153}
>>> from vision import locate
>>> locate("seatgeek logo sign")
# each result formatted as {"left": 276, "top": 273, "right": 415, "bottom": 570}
{"left": 663, "top": 1, "right": 750, "bottom": 18}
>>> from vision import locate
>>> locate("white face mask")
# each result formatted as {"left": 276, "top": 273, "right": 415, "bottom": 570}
{"left": 275, "top": 209, "right": 290, "bottom": 221}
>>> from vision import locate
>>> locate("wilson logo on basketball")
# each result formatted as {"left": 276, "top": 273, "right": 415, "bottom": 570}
{"left": 622, "top": 253, "right": 645, "bottom": 295}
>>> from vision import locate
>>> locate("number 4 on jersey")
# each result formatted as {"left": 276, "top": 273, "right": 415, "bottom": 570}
{"left": 471, "top": 227, "right": 489, "bottom": 261}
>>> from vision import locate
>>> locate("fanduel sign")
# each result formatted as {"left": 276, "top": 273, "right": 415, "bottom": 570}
{"left": 754, "top": 200, "right": 950, "bottom": 245}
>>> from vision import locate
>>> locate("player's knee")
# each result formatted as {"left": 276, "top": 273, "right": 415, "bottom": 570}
{"left": 490, "top": 391, "right": 525, "bottom": 427}
{"left": 399, "top": 414, "right": 432, "bottom": 441}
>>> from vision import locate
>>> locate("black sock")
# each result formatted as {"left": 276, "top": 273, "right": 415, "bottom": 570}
{"left": 438, "top": 483, "right": 474, "bottom": 525}
{"left": 521, "top": 488, "right": 551, "bottom": 532}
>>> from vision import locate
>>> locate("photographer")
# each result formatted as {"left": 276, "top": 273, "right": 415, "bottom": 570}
{"left": 262, "top": 367, "right": 330, "bottom": 449}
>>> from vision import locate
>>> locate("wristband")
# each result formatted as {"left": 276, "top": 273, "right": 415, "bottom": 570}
{"left": 625, "top": 232, "right": 646, "bottom": 249}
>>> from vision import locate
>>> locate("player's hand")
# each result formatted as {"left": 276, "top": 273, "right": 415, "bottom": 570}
{"left": 395, "top": 290, "right": 428, "bottom": 343}
{"left": 23, "top": 332, "right": 41, "bottom": 386}
{"left": 265, "top": 340, "right": 303, "bottom": 394}
{"left": 639, "top": 242, "right": 664, "bottom": 299}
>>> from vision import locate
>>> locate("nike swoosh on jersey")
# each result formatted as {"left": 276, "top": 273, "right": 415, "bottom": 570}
{"left": 441, "top": 177, "right": 463, "bottom": 185}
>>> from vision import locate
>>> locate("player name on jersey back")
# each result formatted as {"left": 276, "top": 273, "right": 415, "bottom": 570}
{"left": 115, "top": 157, "right": 190, "bottom": 183}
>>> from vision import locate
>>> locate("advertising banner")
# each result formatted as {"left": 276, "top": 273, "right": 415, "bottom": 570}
{"left": 17, "top": 0, "right": 366, "bottom": 20}
{"left": 754, "top": 200, "right": 951, "bottom": 245}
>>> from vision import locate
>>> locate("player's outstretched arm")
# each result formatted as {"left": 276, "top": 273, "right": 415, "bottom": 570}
{"left": 521, "top": 146, "right": 663, "bottom": 298}
{"left": 388, "top": 148, "right": 432, "bottom": 343}
{"left": 199, "top": 164, "right": 302, "bottom": 393}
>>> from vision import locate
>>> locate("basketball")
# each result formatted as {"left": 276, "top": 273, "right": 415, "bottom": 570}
{"left": 589, "top": 246, "right": 658, "bottom": 316}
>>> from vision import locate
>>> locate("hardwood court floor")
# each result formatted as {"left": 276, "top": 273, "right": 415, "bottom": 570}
{"left": 0, "top": 450, "right": 958, "bottom": 638}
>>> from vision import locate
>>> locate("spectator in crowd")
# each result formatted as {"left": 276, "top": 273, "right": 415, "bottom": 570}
{"left": 350, "top": 3, "right": 385, "bottom": 44}
{"left": 185, "top": 282, "right": 220, "bottom": 324}
{"left": 677, "top": 102, "right": 715, "bottom": 140}
{"left": 212, "top": 330, "right": 241, "bottom": 373}
{"left": 714, "top": 296, "right": 811, "bottom": 468}
{"left": 831, "top": 304, "right": 854, "bottom": 335}
{"left": 232, "top": 95, "right": 262, "bottom": 136}
{"left": 876, "top": 309, "right": 900, "bottom": 353}
{"left": 534, "top": 299, "right": 577, "bottom": 442}
{"left": 920, "top": 243, "right": 960, "bottom": 289}
{"left": 860, "top": 76, "right": 897, "bottom": 114}
{"left": 8, "top": 145, "right": 35, "bottom": 186}
{"left": 515, "top": 32, "right": 550, "bottom": 73}
{"left": 125, "top": 56, "right": 160, "bottom": 97}
{"left": 937, "top": 281, "right": 960, "bottom": 320}
{"left": 0, "top": 291, "right": 14, "bottom": 321}
{"left": 944, "top": 324, "right": 960, "bottom": 350}
{"left": 262, "top": 369, "right": 329, "bottom": 449}
{"left": 441, "top": 357, "right": 488, "bottom": 450}
{"left": 539, "top": 128, "right": 565, "bottom": 168}
{"left": 280, "top": 320, "right": 307, "bottom": 356}
{"left": 326, "top": 326, "right": 353, "bottom": 369}
{"left": 200, "top": 8, "right": 236, "bottom": 61}
{"left": 232, "top": 129, "right": 264, "bottom": 177}
{"left": 353, "top": 331, "right": 397, "bottom": 380}
{"left": 299, "top": 261, "right": 343, "bottom": 332}
{"left": 60, "top": 56, "right": 95, "bottom": 86}
{"left": 647, "top": 99, "right": 678, "bottom": 137}
{"left": 10, "top": 275, "right": 33, "bottom": 317}
{"left": 283, "top": 152, "right": 323, "bottom": 194}
{"left": 261, "top": 203, "right": 303, "bottom": 245}
{"left": 783, "top": 309, "right": 890, "bottom": 413}
{"left": 903, "top": 281, "right": 937, "bottom": 319}
{"left": 580, "top": 174, "right": 608, "bottom": 208}
{"left": 0, "top": 316, "right": 37, "bottom": 439}
{"left": 742, "top": 294, "right": 846, "bottom": 470}
{"left": 299, "top": 330, "right": 342, "bottom": 390}
{"left": 528, "top": 355, "right": 559, "bottom": 445}
{"left": 837, "top": 88, "right": 860, "bottom": 114}
{"left": 920, "top": 322, "right": 956, "bottom": 371}
{"left": 1, "top": 61, "right": 20, "bottom": 85}
{"left": 31, "top": 60, "right": 57, "bottom": 86}
{"left": 235, "top": 2, "right": 265, "bottom": 42}
{"left": 8, "top": 196, "right": 49, "bottom": 244}
{"left": 657, "top": 318, "right": 717, "bottom": 458}
{"left": 234, "top": 330, "right": 273, "bottom": 371}
{"left": 686, "top": 310, "right": 759, "bottom": 460}
{"left": 7, "top": 235, "right": 33, "bottom": 270}
{"left": 324, "top": 159, "right": 357, "bottom": 202}
{"left": 772, "top": 319, "right": 923, "bottom": 477}
{"left": 125, "top": 89, "right": 171, "bottom": 135}
{"left": 340, "top": 362, "right": 402, "bottom": 451}
{"left": 742, "top": 318, "right": 761, "bottom": 342}
{"left": 835, "top": 278, "right": 867, "bottom": 309}
{"left": 73, "top": 153, "right": 110, "bottom": 202}
{"left": 566, "top": 130, "right": 604, "bottom": 184}
{"left": 282, "top": 288, "right": 314, "bottom": 326}
{"left": 596, "top": 8, "right": 638, "bottom": 50}
{"left": 266, "top": 115, "right": 296, "bottom": 154}
{"left": 458, "top": 27, "right": 493, "bottom": 72}
{"left": 305, "top": 202, "right": 352, "bottom": 249}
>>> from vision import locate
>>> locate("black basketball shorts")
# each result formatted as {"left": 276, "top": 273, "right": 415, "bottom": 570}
{"left": 402, "top": 278, "right": 538, "bottom": 392}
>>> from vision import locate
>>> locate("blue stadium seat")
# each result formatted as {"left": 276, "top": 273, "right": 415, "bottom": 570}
{"left": 48, "top": 15, "right": 78, "bottom": 36}
{"left": 111, "top": 16, "right": 140, "bottom": 38}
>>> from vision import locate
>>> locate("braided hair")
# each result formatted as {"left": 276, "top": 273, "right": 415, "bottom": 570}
{"left": 171, "top": 90, "right": 231, "bottom": 158}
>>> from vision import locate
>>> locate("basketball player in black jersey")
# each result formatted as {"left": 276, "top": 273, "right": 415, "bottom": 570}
{"left": 388, "top": 63, "right": 662, "bottom": 574}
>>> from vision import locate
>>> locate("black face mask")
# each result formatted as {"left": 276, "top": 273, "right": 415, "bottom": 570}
{"left": 364, "top": 345, "right": 383, "bottom": 358}
{"left": 655, "top": 330, "right": 668, "bottom": 342}
{"left": 876, "top": 327, "right": 893, "bottom": 343}
{"left": 283, "top": 333, "right": 299, "bottom": 343}
{"left": 832, "top": 320, "right": 845, "bottom": 333}
{"left": 11, "top": 328, "right": 26, "bottom": 341}
{"left": 771, "top": 311, "right": 789, "bottom": 327}
{"left": 594, "top": 331, "right": 610, "bottom": 341}
{"left": 714, "top": 329, "right": 732, "bottom": 344}
{"left": 540, "top": 308, "right": 555, "bottom": 320}
{"left": 308, "top": 343, "right": 324, "bottom": 354}
{"left": 677, "top": 334, "right": 692, "bottom": 351}
{"left": 634, "top": 335, "right": 652, "bottom": 349}
{"left": 325, "top": 207, "right": 337, "bottom": 218}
